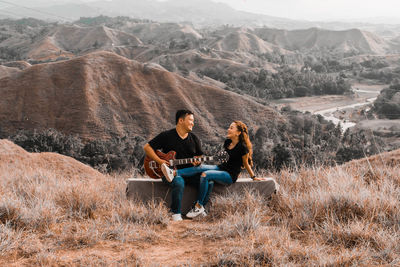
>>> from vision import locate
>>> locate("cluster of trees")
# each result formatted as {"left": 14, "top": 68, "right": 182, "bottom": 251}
{"left": 360, "top": 58, "right": 390, "bottom": 69}
{"left": 198, "top": 66, "right": 351, "bottom": 99}
{"left": 0, "top": 47, "right": 18, "bottom": 61}
{"left": 251, "top": 108, "right": 387, "bottom": 170}
{"left": 303, "top": 58, "right": 353, "bottom": 73}
{"left": 6, "top": 129, "right": 146, "bottom": 173}
{"left": 358, "top": 69, "right": 400, "bottom": 84}
{"left": 2, "top": 110, "right": 385, "bottom": 173}
{"left": 372, "top": 82, "right": 400, "bottom": 119}
{"left": 335, "top": 128, "right": 386, "bottom": 164}
{"left": 76, "top": 16, "right": 151, "bottom": 28}
{"left": 250, "top": 109, "right": 342, "bottom": 170}
{"left": 302, "top": 56, "right": 392, "bottom": 79}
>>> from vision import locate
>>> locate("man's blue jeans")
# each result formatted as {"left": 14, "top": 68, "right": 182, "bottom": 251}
{"left": 161, "top": 165, "right": 208, "bottom": 214}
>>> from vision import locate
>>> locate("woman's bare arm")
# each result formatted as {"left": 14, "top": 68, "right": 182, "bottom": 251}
{"left": 242, "top": 153, "right": 264, "bottom": 181}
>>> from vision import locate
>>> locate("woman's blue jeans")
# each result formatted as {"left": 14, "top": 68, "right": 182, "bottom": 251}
{"left": 177, "top": 165, "right": 233, "bottom": 207}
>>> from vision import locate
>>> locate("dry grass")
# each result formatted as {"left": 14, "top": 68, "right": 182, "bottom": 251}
{"left": 0, "top": 140, "right": 399, "bottom": 265}
{"left": 0, "top": 140, "right": 169, "bottom": 265}
{"left": 197, "top": 154, "right": 400, "bottom": 266}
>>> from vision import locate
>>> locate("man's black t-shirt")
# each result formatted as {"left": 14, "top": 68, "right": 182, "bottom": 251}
{"left": 148, "top": 128, "right": 203, "bottom": 169}
{"left": 218, "top": 139, "right": 249, "bottom": 182}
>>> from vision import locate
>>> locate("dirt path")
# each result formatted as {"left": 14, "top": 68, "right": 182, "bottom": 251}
{"left": 44, "top": 220, "right": 221, "bottom": 266}
{"left": 1, "top": 220, "right": 224, "bottom": 266}
{"left": 137, "top": 220, "right": 220, "bottom": 265}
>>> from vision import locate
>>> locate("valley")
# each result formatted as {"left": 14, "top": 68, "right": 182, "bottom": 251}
{"left": 1, "top": 15, "right": 399, "bottom": 171}
{"left": 0, "top": 1, "right": 400, "bottom": 266}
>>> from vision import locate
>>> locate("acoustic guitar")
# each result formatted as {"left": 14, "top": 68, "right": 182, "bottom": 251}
{"left": 144, "top": 150, "right": 228, "bottom": 179}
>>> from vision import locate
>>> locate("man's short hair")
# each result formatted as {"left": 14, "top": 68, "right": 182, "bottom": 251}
{"left": 175, "top": 109, "right": 193, "bottom": 124}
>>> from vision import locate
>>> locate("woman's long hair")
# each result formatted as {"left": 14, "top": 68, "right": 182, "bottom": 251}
{"left": 234, "top": 120, "right": 253, "bottom": 167}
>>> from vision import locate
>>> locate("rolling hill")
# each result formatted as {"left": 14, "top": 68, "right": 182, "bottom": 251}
{"left": 0, "top": 139, "right": 103, "bottom": 180}
{"left": 0, "top": 51, "right": 280, "bottom": 142}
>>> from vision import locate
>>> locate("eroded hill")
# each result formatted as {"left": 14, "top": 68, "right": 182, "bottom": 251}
{"left": 0, "top": 51, "right": 280, "bottom": 141}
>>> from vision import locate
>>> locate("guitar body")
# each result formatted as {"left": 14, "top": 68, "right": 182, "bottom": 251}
{"left": 144, "top": 150, "right": 177, "bottom": 179}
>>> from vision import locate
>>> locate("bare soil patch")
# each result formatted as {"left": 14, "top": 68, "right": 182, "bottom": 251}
{"left": 272, "top": 83, "right": 386, "bottom": 113}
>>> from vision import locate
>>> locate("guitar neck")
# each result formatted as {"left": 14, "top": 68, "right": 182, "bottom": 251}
{"left": 171, "top": 156, "right": 215, "bottom": 166}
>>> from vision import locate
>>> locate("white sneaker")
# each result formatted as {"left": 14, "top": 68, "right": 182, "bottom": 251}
{"left": 161, "top": 163, "right": 175, "bottom": 182}
{"left": 171, "top": 213, "right": 183, "bottom": 221}
{"left": 186, "top": 203, "right": 205, "bottom": 218}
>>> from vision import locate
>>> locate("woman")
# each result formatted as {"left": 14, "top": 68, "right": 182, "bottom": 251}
{"left": 161, "top": 120, "right": 263, "bottom": 219}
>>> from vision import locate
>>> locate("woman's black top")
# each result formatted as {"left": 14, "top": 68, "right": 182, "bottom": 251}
{"left": 218, "top": 139, "right": 249, "bottom": 182}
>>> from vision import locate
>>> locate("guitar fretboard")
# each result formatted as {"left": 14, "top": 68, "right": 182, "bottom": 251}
{"left": 171, "top": 156, "right": 215, "bottom": 166}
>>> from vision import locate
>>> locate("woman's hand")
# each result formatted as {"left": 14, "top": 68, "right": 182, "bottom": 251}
{"left": 252, "top": 177, "right": 268, "bottom": 181}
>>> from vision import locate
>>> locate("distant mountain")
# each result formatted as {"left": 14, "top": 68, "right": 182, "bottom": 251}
{"left": 207, "top": 27, "right": 289, "bottom": 55}
{"left": 0, "top": 22, "right": 143, "bottom": 61}
{"left": 254, "top": 27, "right": 393, "bottom": 55}
{"left": 0, "top": 51, "right": 280, "bottom": 141}
{"left": 120, "top": 22, "right": 203, "bottom": 43}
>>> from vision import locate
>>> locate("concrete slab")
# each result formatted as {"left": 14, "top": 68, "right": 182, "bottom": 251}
{"left": 126, "top": 177, "right": 279, "bottom": 214}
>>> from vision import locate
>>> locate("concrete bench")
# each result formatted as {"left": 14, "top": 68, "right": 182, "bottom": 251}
{"left": 126, "top": 177, "right": 279, "bottom": 214}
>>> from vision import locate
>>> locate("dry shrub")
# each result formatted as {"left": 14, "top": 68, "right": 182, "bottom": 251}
{"left": 100, "top": 222, "right": 158, "bottom": 243}
{"left": 320, "top": 220, "right": 382, "bottom": 249}
{"left": 16, "top": 233, "right": 44, "bottom": 258}
{"left": 0, "top": 173, "right": 60, "bottom": 230}
{"left": 206, "top": 209, "right": 261, "bottom": 240}
{"left": 29, "top": 250, "right": 142, "bottom": 267}
{"left": 54, "top": 183, "right": 103, "bottom": 219}
{"left": 319, "top": 219, "right": 400, "bottom": 263}
{"left": 209, "top": 188, "right": 266, "bottom": 221}
{"left": 57, "top": 221, "right": 100, "bottom": 249}
{"left": 262, "top": 163, "right": 400, "bottom": 265}
{"left": 196, "top": 189, "right": 268, "bottom": 240}
{"left": 66, "top": 250, "right": 142, "bottom": 267}
{"left": 111, "top": 199, "right": 169, "bottom": 226}
{"left": 317, "top": 247, "right": 373, "bottom": 266}
{"left": 268, "top": 164, "right": 400, "bottom": 231}
{"left": 209, "top": 225, "right": 382, "bottom": 266}
{"left": 0, "top": 199, "right": 21, "bottom": 227}
{"left": 210, "top": 238, "right": 311, "bottom": 266}
{"left": 0, "top": 222, "right": 23, "bottom": 256}
{"left": 0, "top": 197, "right": 56, "bottom": 231}
{"left": 31, "top": 251, "right": 58, "bottom": 267}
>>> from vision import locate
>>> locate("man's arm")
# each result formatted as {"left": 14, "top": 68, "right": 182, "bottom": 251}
{"left": 143, "top": 143, "right": 169, "bottom": 166}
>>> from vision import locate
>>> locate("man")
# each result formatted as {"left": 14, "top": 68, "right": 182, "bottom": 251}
{"left": 143, "top": 110, "right": 203, "bottom": 221}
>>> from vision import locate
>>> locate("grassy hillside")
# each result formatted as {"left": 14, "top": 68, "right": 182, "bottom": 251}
{"left": 0, "top": 139, "right": 399, "bottom": 265}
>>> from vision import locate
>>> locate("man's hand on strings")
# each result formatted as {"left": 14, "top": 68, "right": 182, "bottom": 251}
{"left": 193, "top": 156, "right": 202, "bottom": 166}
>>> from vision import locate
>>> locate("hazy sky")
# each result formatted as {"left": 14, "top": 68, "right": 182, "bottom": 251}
{"left": 213, "top": 0, "right": 400, "bottom": 21}
{"left": 4, "top": 0, "right": 400, "bottom": 22}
